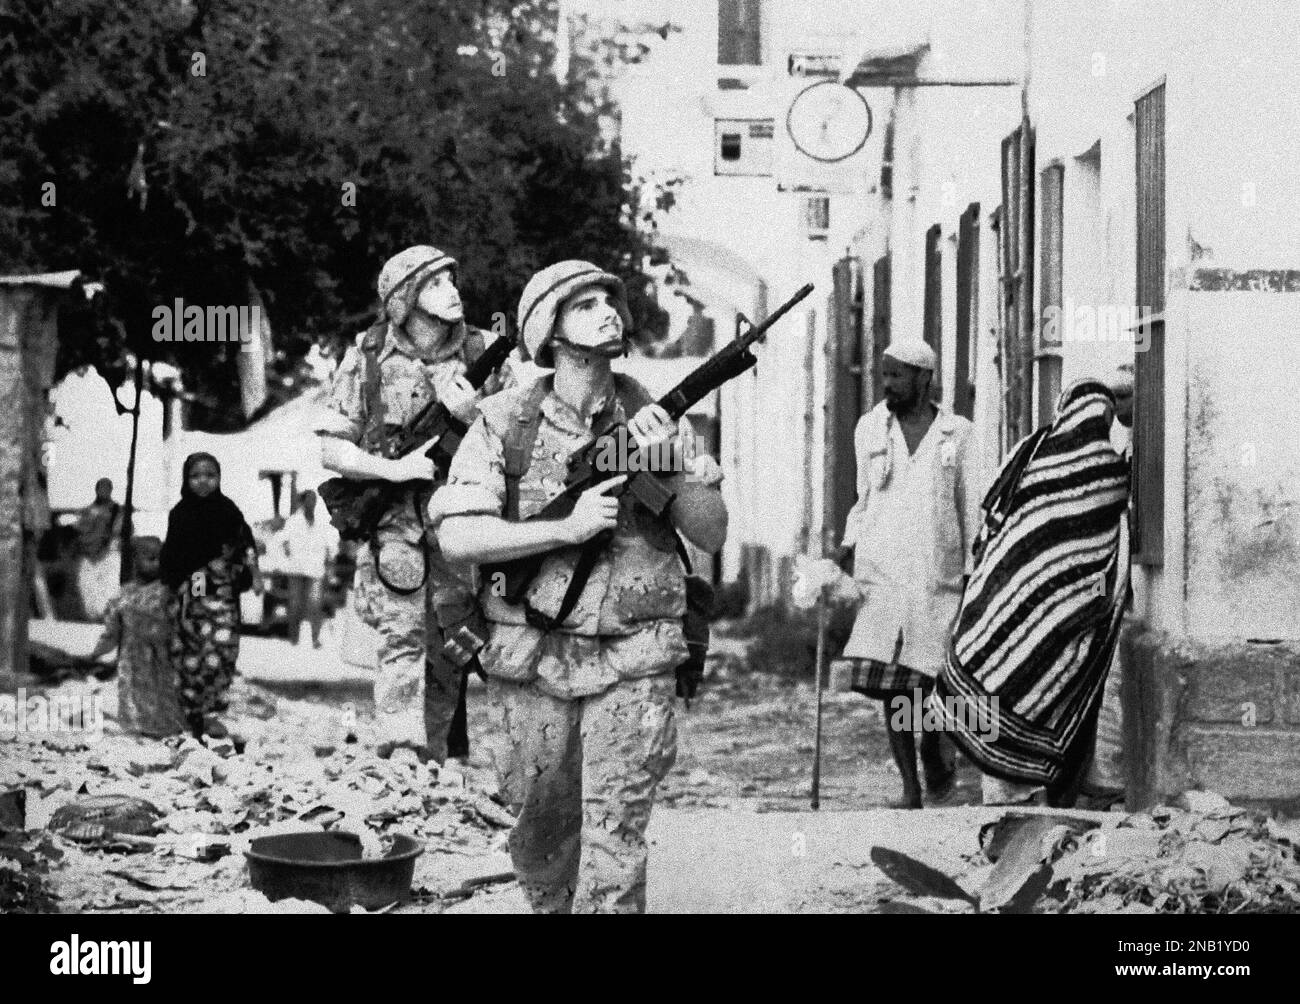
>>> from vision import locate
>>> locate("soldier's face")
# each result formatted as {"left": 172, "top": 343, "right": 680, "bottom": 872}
{"left": 416, "top": 267, "right": 463, "bottom": 323}
{"left": 555, "top": 284, "right": 625, "bottom": 356}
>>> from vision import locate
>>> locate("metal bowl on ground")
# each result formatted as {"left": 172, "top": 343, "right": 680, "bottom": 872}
{"left": 244, "top": 831, "right": 424, "bottom": 913}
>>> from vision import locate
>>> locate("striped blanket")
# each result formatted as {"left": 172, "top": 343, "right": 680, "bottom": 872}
{"left": 928, "top": 381, "right": 1130, "bottom": 785}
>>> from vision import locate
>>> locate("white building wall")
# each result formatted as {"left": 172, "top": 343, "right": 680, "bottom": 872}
{"left": 614, "top": 0, "right": 880, "bottom": 597}
{"left": 1027, "top": 0, "right": 1300, "bottom": 640}
{"left": 847, "top": 1, "right": 1024, "bottom": 488}
{"left": 838, "top": 0, "right": 1300, "bottom": 639}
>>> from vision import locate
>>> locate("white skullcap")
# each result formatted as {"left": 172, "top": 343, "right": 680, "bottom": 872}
{"left": 1107, "top": 362, "right": 1134, "bottom": 395}
{"left": 883, "top": 340, "right": 937, "bottom": 371}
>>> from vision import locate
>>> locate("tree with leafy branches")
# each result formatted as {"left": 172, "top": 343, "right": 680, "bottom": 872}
{"left": 0, "top": 0, "right": 672, "bottom": 431}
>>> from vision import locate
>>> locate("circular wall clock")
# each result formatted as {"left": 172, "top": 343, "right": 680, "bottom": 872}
{"left": 785, "top": 81, "right": 872, "bottom": 163}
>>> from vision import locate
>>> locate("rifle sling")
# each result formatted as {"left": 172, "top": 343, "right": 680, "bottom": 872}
{"left": 522, "top": 529, "right": 694, "bottom": 632}
{"left": 501, "top": 375, "right": 661, "bottom": 632}
{"left": 357, "top": 325, "right": 489, "bottom": 593}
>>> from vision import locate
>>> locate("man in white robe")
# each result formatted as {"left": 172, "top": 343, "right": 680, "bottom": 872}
{"left": 833, "top": 340, "right": 986, "bottom": 808}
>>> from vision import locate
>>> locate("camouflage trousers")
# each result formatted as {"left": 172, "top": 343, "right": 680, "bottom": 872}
{"left": 353, "top": 540, "right": 472, "bottom": 761}
{"left": 487, "top": 673, "right": 678, "bottom": 914}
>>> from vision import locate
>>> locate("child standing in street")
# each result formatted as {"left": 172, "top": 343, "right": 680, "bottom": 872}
{"left": 88, "top": 536, "right": 184, "bottom": 738}
{"left": 160, "top": 452, "right": 262, "bottom": 738}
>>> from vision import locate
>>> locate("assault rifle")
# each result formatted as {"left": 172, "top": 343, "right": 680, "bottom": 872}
{"left": 489, "top": 282, "right": 814, "bottom": 613}
{"left": 319, "top": 330, "right": 517, "bottom": 541}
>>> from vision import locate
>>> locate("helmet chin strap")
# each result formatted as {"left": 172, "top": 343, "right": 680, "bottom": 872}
{"left": 412, "top": 306, "right": 461, "bottom": 327}
{"left": 553, "top": 335, "right": 626, "bottom": 360}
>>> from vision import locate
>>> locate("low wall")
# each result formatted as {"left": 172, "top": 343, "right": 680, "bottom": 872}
{"left": 1122, "top": 621, "right": 1300, "bottom": 807}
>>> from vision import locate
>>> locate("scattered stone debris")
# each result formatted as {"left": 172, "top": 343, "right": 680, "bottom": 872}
{"left": 871, "top": 793, "right": 1300, "bottom": 914}
{"left": 1051, "top": 798, "right": 1300, "bottom": 914}
{"left": 0, "top": 680, "right": 514, "bottom": 913}
{"left": 0, "top": 830, "right": 60, "bottom": 913}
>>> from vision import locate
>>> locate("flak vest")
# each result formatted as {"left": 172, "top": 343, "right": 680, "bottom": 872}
{"left": 478, "top": 375, "right": 687, "bottom": 636}
{"left": 359, "top": 320, "right": 487, "bottom": 594}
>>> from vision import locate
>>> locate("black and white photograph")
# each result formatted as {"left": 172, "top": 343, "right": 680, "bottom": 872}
{"left": 0, "top": 0, "right": 1295, "bottom": 969}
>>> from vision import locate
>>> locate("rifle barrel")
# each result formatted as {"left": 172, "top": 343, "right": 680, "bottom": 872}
{"left": 740, "top": 282, "right": 815, "bottom": 348}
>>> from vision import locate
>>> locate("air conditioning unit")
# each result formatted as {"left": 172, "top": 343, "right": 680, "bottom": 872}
{"left": 787, "top": 53, "right": 841, "bottom": 79}
{"left": 800, "top": 193, "right": 831, "bottom": 240}
{"left": 714, "top": 118, "right": 775, "bottom": 177}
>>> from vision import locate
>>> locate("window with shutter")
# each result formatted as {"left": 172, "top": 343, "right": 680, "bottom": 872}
{"left": 870, "top": 254, "right": 890, "bottom": 406}
{"left": 954, "top": 203, "right": 980, "bottom": 420}
{"left": 1037, "top": 162, "right": 1064, "bottom": 427}
{"left": 997, "top": 119, "right": 1036, "bottom": 451}
{"left": 880, "top": 113, "right": 895, "bottom": 199}
{"left": 828, "top": 257, "right": 864, "bottom": 542}
{"left": 923, "top": 223, "right": 943, "bottom": 389}
{"left": 718, "top": 0, "right": 762, "bottom": 66}
{"left": 1134, "top": 80, "right": 1166, "bottom": 566}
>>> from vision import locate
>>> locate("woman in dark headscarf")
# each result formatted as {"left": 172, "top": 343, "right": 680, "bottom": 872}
{"left": 928, "top": 380, "right": 1130, "bottom": 806}
{"left": 160, "top": 452, "right": 261, "bottom": 737}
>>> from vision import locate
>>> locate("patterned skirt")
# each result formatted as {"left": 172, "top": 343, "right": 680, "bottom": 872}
{"left": 833, "top": 628, "right": 933, "bottom": 698}
{"left": 172, "top": 558, "right": 242, "bottom": 722}
{"left": 834, "top": 657, "right": 933, "bottom": 699}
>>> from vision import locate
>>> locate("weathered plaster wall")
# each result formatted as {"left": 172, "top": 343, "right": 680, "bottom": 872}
{"left": 0, "top": 287, "right": 59, "bottom": 677}
{"left": 1183, "top": 284, "right": 1300, "bottom": 641}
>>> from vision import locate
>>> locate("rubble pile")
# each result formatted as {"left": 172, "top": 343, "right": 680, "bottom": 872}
{"left": 0, "top": 684, "right": 514, "bottom": 913}
{"left": 1049, "top": 792, "right": 1300, "bottom": 914}
{"left": 867, "top": 792, "right": 1300, "bottom": 915}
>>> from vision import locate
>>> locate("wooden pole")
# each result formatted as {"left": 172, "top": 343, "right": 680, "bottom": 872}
{"left": 810, "top": 584, "right": 827, "bottom": 810}
{"left": 119, "top": 355, "right": 143, "bottom": 583}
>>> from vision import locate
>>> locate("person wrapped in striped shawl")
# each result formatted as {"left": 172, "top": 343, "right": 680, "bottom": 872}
{"left": 929, "top": 379, "right": 1131, "bottom": 807}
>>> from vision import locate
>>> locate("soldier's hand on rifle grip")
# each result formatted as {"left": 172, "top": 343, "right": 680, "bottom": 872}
{"left": 627, "top": 404, "right": 677, "bottom": 454}
{"left": 442, "top": 374, "right": 480, "bottom": 424}
{"left": 562, "top": 475, "right": 625, "bottom": 544}
{"left": 389, "top": 435, "right": 441, "bottom": 483}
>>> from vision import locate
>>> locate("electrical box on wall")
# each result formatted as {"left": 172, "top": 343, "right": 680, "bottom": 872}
{"left": 714, "top": 118, "right": 775, "bottom": 177}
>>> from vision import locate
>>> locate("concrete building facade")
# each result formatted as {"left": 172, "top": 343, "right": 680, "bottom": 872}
{"left": 840, "top": 0, "right": 1300, "bottom": 805}
{"left": 615, "top": 0, "right": 1300, "bottom": 803}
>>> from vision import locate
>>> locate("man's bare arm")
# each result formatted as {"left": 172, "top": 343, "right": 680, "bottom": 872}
{"left": 438, "top": 475, "right": 625, "bottom": 564}
{"left": 439, "top": 514, "right": 578, "bottom": 565}
{"left": 319, "top": 434, "right": 438, "bottom": 483}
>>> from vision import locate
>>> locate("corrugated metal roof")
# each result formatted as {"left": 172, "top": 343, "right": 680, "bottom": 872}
{"left": 0, "top": 270, "right": 82, "bottom": 288}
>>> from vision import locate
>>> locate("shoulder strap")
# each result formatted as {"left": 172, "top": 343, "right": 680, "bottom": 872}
{"left": 359, "top": 322, "right": 388, "bottom": 454}
{"left": 674, "top": 531, "right": 692, "bottom": 575}
{"left": 612, "top": 373, "right": 653, "bottom": 420}
{"left": 502, "top": 379, "right": 552, "bottom": 520}
{"left": 463, "top": 325, "right": 487, "bottom": 364}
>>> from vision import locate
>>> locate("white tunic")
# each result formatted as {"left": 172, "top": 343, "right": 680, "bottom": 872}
{"left": 839, "top": 401, "right": 986, "bottom": 676}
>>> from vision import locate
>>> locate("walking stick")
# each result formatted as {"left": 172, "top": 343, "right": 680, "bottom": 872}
{"left": 811, "top": 581, "right": 828, "bottom": 810}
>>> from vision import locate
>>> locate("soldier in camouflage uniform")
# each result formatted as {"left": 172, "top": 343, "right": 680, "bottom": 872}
{"left": 316, "top": 246, "right": 503, "bottom": 762}
{"left": 430, "top": 261, "right": 727, "bottom": 913}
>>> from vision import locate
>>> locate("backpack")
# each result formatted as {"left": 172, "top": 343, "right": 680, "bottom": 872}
{"left": 358, "top": 322, "right": 488, "bottom": 594}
